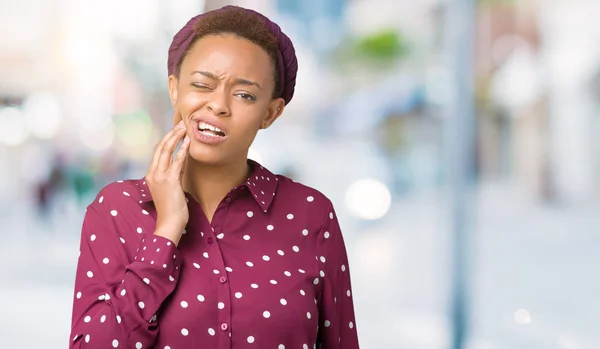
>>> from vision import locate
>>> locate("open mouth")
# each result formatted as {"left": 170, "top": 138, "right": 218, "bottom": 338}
{"left": 197, "top": 121, "right": 226, "bottom": 137}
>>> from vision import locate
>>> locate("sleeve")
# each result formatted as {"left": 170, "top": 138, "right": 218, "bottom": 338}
{"left": 69, "top": 204, "right": 182, "bottom": 348}
{"left": 315, "top": 201, "right": 360, "bottom": 349}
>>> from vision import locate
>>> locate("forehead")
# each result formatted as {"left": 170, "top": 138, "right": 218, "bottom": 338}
{"left": 182, "top": 34, "right": 273, "bottom": 82}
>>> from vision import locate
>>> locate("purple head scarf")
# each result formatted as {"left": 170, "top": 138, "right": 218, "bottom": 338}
{"left": 167, "top": 5, "right": 298, "bottom": 105}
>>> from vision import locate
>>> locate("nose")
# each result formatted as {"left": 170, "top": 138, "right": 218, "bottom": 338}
{"left": 206, "top": 90, "right": 231, "bottom": 117}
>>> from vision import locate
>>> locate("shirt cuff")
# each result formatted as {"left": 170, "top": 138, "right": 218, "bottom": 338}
{"left": 133, "top": 233, "right": 182, "bottom": 273}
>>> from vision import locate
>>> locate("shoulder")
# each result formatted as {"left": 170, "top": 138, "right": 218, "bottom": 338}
{"left": 274, "top": 175, "right": 335, "bottom": 221}
{"left": 87, "top": 177, "right": 147, "bottom": 214}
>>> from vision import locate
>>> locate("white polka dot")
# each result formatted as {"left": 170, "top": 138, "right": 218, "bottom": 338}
{"left": 136, "top": 342, "right": 143, "bottom": 349}
{"left": 279, "top": 345, "right": 285, "bottom": 349}
{"left": 138, "top": 301, "right": 145, "bottom": 309}
{"left": 84, "top": 315, "right": 91, "bottom": 323}
{"left": 247, "top": 336, "right": 255, "bottom": 343}
{"left": 324, "top": 320, "right": 331, "bottom": 327}
{"left": 218, "top": 302, "right": 225, "bottom": 309}
{"left": 150, "top": 314, "right": 157, "bottom": 322}
{"left": 284, "top": 271, "right": 291, "bottom": 276}
{"left": 120, "top": 289, "right": 126, "bottom": 296}
{"left": 298, "top": 269, "right": 305, "bottom": 273}
{"left": 143, "top": 278, "right": 150, "bottom": 284}
{"left": 300, "top": 289, "right": 306, "bottom": 296}
{"left": 320, "top": 270, "right": 325, "bottom": 277}
{"left": 225, "top": 267, "right": 233, "bottom": 272}
{"left": 349, "top": 321, "right": 354, "bottom": 328}
{"left": 165, "top": 347, "right": 171, "bottom": 349}
{"left": 112, "top": 339, "right": 119, "bottom": 347}
{"left": 247, "top": 211, "right": 254, "bottom": 217}
{"left": 280, "top": 298, "right": 287, "bottom": 305}
{"left": 86, "top": 271, "right": 93, "bottom": 278}
{"left": 98, "top": 295, "right": 105, "bottom": 300}
{"left": 85, "top": 334, "right": 90, "bottom": 343}
{"left": 116, "top": 315, "right": 121, "bottom": 323}
{"left": 76, "top": 292, "right": 82, "bottom": 299}
{"left": 270, "top": 280, "right": 277, "bottom": 285}
{"left": 263, "top": 311, "right": 271, "bottom": 318}
{"left": 293, "top": 246, "right": 300, "bottom": 252}
{"left": 142, "top": 209, "right": 149, "bottom": 215}
{"left": 313, "top": 278, "right": 319, "bottom": 285}
{"left": 277, "top": 250, "right": 284, "bottom": 256}
{"left": 100, "top": 314, "right": 106, "bottom": 323}
{"left": 181, "top": 301, "right": 188, "bottom": 308}
{"left": 99, "top": 196, "right": 104, "bottom": 203}
{"left": 320, "top": 256, "right": 326, "bottom": 263}
{"left": 267, "top": 225, "right": 274, "bottom": 231}
{"left": 302, "top": 229, "right": 309, "bottom": 236}
{"left": 101, "top": 257, "right": 109, "bottom": 264}
{"left": 307, "top": 312, "right": 311, "bottom": 319}
{"left": 324, "top": 231, "right": 330, "bottom": 239}
{"left": 243, "top": 235, "right": 251, "bottom": 240}
{"left": 181, "top": 328, "right": 189, "bottom": 336}
{"left": 120, "top": 237, "right": 125, "bottom": 244}
{"left": 197, "top": 294, "right": 205, "bottom": 302}
{"left": 347, "top": 290, "right": 352, "bottom": 297}
{"left": 251, "top": 283, "right": 259, "bottom": 288}
{"left": 104, "top": 293, "right": 110, "bottom": 300}
{"left": 287, "top": 214, "right": 294, "bottom": 219}
{"left": 110, "top": 210, "right": 118, "bottom": 216}
{"left": 262, "top": 255, "right": 270, "bottom": 261}
{"left": 203, "top": 252, "right": 209, "bottom": 258}
{"left": 307, "top": 196, "right": 314, "bottom": 202}
{"left": 329, "top": 212, "right": 334, "bottom": 219}
{"left": 213, "top": 269, "right": 220, "bottom": 274}
{"left": 246, "top": 261, "right": 254, "bottom": 267}
{"left": 90, "top": 235, "right": 96, "bottom": 242}
{"left": 136, "top": 227, "right": 142, "bottom": 234}
{"left": 217, "top": 233, "right": 224, "bottom": 239}
{"left": 169, "top": 275, "right": 175, "bottom": 282}
{"left": 163, "top": 264, "right": 167, "bottom": 268}
{"left": 235, "top": 292, "right": 243, "bottom": 299}
{"left": 303, "top": 344, "right": 308, "bottom": 349}
{"left": 190, "top": 262, "right": 199, "bottom": 269}
{"left": 208, "top": 328, "right": 215, "bottom": 336}
{"left": 341, "top": 264, "right": 346, "bottom": 272}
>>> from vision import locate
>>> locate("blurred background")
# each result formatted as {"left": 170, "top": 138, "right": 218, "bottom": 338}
{"left": 1, "top": 0, "right": 600, "bottom": 348}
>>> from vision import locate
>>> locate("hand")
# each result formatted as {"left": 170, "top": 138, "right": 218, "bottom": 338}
{"left": 145, "top": 120, "right": 190, "bottom": 246}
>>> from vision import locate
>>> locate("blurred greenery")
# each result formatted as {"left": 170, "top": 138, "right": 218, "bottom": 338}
{"left": 331, "top": 29, "right": 410, "bottom": 71}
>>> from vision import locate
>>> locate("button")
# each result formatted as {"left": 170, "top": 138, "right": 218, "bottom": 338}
{"left": 219, "top": 276, "right": 227, "bottom": 284}
{"left": 220, "top": 323, "right": 228, "bottom": 331}
{"left": 207, "top": 237, "right": 214, "bottom": 244}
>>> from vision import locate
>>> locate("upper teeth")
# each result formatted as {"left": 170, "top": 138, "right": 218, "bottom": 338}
{"left": 198, "top": 122, "right": 223, "bottom": 133}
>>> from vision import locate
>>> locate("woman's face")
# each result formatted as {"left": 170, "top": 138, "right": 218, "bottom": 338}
{"left": 168, "top": 34, "right": 284, "bottom": 166}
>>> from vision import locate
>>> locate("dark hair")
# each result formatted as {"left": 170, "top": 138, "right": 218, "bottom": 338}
{"left": 175, "top": 7, "right": 281, "bottom": 97}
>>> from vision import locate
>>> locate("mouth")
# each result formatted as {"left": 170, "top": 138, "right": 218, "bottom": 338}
{"left": 196, "top": 121, "right": 227, "bottom": 138}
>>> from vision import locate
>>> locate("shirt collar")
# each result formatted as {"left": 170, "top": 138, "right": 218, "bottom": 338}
{"left": 136, "top": 159, "right": 278, "bottom": 211}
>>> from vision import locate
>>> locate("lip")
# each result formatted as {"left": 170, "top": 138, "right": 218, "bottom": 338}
{"left": 190, "top": 117, "right": 229, "bottom": 145}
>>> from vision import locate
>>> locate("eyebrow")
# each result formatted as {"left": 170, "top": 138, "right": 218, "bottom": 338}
{"left": 192, "top": 71, "right": 262, "bottom": 90}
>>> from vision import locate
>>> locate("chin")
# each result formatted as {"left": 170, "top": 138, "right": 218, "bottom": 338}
{"left": 187, "top": 141, "right": 246, "bottom": 167}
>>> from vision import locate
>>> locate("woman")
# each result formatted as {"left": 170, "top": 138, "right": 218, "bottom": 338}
{"left": 69, "top": 5, "right": 359, "bottom": 349}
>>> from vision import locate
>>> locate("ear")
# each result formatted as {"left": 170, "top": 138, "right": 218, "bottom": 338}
{"left": 260, "top": 98, "right": 286, "bottom": 130}
{"left": 168, "top": 75, "right": 181, "bottom": 124}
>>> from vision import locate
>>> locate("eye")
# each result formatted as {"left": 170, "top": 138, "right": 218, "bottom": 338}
{"left": 190, "top": 83, "right": 210, "bottom": 89}
{"left": 236, "top": 93, "right": 256, "bottom": 101}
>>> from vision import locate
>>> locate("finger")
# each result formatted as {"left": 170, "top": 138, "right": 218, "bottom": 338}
{"left": 170, "top": 135, "right": 190, "bottom": 177}
{"left": 156, "top": 125, "right": 187, "bottom": 173}
{"left": 149, "top": 121, "right": 184, "bottom": 174}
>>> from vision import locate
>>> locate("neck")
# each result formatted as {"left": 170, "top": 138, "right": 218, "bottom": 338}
{"left": 182, "top": 157, "right": 251, "bottom": 220}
